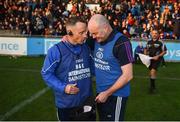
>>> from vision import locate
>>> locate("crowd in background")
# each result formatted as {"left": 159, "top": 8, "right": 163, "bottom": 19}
{"left": 0, "top": 0, "right": 179, "bottom": 40}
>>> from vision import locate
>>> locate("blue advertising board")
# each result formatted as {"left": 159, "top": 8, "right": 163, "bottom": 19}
{"left": 27, "top": 37, "right": 44, "bottom": 55}
{"left": 1, "top": 36, "right": 179, "bottom": 61}
{"left": 164, "top": 42, "right": 180, "bottom": 61}
{"left": 44, "top": 38, "right": 61, "bottom": 54}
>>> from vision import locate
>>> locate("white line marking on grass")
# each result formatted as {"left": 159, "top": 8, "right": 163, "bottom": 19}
{"left": 0, "top": 87, "right": 49, "bottom": 121}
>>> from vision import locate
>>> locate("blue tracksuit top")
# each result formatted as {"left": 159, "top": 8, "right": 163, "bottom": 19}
{"left": 41, "top": 41, "right": 93, "bottom": 108}
{"left": 94, "top": 32, "right": 130, "bottom": 97}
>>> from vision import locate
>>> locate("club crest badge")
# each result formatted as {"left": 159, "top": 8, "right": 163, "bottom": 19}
{"left": 96, "top": 51, "right": 103, "bottom": 59}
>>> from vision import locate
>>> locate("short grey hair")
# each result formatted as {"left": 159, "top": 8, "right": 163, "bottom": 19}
{"left": 90, "top": 14, "right": 110, "bottom": 27}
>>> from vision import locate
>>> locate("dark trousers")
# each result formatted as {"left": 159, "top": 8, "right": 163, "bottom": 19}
{"left": 57, "top": 108, "right": 71, "bottom": 121}
{"left": 57, "top": 96, "right": 96, "bottom": 121}
{"left": 97, "top": 95, "right": 128, "bottom": 121}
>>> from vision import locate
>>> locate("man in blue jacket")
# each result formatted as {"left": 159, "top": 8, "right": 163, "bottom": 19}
{"left": 88, "top": 14, "right": 133, "bottom": 121}
{"left": 41, "top": 16, "right": 94, "bottom": 121}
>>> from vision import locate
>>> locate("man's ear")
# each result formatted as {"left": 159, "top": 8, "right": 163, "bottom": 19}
{"left": 67, "top": 30, "right": 73, "bottom": 36}
{"left": 66, "top": 26, "right": 74, "bottom": 36}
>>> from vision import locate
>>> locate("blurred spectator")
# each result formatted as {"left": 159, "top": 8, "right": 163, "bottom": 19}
{"left": 134, "top": 40, "right": 144, "bottom": 63}
{"left": 0, "top": 0, "right": 179, "bottom": 40}
{"left": 173, "top": 18, "right": 180, "bottom": 39}
{"left": 0, "top": 1, "right": 6, "bottom": 21}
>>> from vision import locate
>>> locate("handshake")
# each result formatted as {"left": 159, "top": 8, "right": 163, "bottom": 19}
{"left": 65, "top": 83, "right": 79, "bottom": 94}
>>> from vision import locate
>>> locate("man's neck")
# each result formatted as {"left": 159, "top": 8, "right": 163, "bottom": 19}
{"left": 105, "top": 27, "right": 113, "bottom": 41}
{"left": 67, "top": 36, "right": 77, "bottom": 45}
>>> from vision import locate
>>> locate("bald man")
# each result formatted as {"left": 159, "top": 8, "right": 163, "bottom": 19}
{"left": 88, "top": 14, "right": 134, "bottom": 121}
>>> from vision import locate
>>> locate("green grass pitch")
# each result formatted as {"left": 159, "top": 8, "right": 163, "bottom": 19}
{"left": 0, "top": 56, "right": 180, "bottom": 121}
